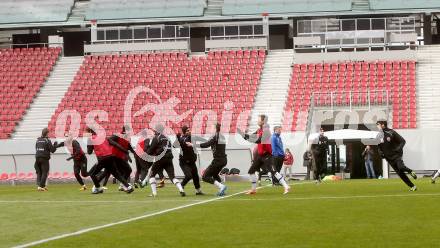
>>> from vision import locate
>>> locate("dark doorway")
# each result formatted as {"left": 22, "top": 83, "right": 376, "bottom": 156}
{"left": 269, "top": 24, "right": 292, "bottom": 50}
{"left": 190, "top": 27, "right": 209, "bottom": 53}
{"left": 12, "top": 33, "right": 40, "bottom": 46}
{"left": 349, "top": 142, "right": 365, "bottom": 179}
{"left": 62, "top": 31, "right": 90, "bottom": 56}
{"left": 320, "top": 124, "right": 382, "bottom": 179}
{"left": 349, "top": 143, "right": 382, "bottom": 179}
{"left": 433, "top": 18, "right": 440, "bottom": 44}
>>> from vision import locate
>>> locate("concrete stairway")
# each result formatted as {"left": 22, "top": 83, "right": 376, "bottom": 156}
{"left": 416, "top": 45, "right": 440, "bottom": 129}
{"left": 204, "top": 0, "right": 224, "bottom": 16}
{"left": 12, "top": 56, "right": 84, "bottom": 139}
{"left": 248, "top": 49, "right": 294, "bottom": 131}
{"left": 351, "top": 0, "right": 370, "bottom": 11}
{"left": 67, "top": 0, "right": 90, "bottom": 23}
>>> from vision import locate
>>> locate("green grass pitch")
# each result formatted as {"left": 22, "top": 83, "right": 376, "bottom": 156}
{"left": 1, "top": 179, "right": 440, "bottom": 248}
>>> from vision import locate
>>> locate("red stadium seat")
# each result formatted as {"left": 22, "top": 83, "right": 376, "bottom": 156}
{"left": 0, "top": 173, "right": 8, "bottom": 180}
{"left": 26, "top": 172, "right": 35, "bottom": 180}
{"left": 48, "top": 50, "right": 265, "bottom": 135}
{"left": 283, "top": 61, "right": 417, "bottom": 131}
{"left": 62, "top": 172, "right": 71, "bottom": 179}
{"left": 0, "top": 47, "right": 61, "bottom": 138}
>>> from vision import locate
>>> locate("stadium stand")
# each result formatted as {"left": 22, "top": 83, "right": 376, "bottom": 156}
{"left": 369, "top": 0, "right": 440, "bottom": 10}
{"left": 86, "top": 0, "right": 206, "bottom": 20}
{"left": 222, "top": 0, "right": 352, "bottom": 15}
{"left": 0, "top": 47, "right": 61, "bottom": 139}
{"left": 283, "top": 61, "right": 417, "bottom": 131}
{"left": 0, "top": 0, "right": 74, "bottom": 24}
{"left": 48, "top": 50, "right": 266, "bottom": 136}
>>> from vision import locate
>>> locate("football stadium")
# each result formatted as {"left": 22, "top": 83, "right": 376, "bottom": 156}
{"left": 1, "top": 0, "right": 440, "bottom": 247}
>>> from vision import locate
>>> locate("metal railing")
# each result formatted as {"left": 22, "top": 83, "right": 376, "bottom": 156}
{"left": 94, "top": 25, "right": 190, "bottom": 42}
{"left": 311, "top": 90, "right": 390, "bottom": 111}
{"left": 86, "top": 37, "right": 191, "bottom": 54}
{"left": 209, "top": 23, "right": 264, "bottom": 39}
{"left": 204, "top": 23, "right": 268, "bottom": 51}
{"left": 298, "top": 17, "right": 416, "bottom": 35}
{"left": 0, "top": 42, "right": 63, "bottom": 49}
{"left": 90, "top": 37, "right": 190, "bottom": 45}
{"left": 305, "top": 94, "right": 316, "bottom": 139}
{"left": 0, "top": 42, "right": 64, "bottom": 55}
{"left": 295, "top": 17, "right": 418, "bottom": 50}
{"left": 209, "top": 34, "right": 267, "bottom": 40}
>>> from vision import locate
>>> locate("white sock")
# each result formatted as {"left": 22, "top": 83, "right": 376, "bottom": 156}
{"left": 250, "top": 174, "right": 257, "bottom": 191}
{"left": 142, "top": 175, "right": 150, "bottom": 185}
{"left": 172, "top": 178, "right": 184, "bottom": 192}
{"left": 433, "top": 169, "right": 440, "bottom": 180}
{"left": 275, "top": 172, "right": 289, "bottom": 190}
{"left": 214, "top": 180, "right": 223, "bottom": 189}
{"left": 149, "top": 177, "right": 157, "bottom": 195}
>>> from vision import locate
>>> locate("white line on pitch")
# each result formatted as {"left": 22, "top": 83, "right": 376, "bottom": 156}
{"left": 223, "top": 193, "right": 440, "bottom": 201}
{"left": 10, "top": 188, "right": 266, "bottom": 247}
{"left": 11, "top": 182, "right": 311, "bottom": 248}
{"left": 0, "top": 199, "right": 202, "bottom": 203}
{"left": 1, "top": 182, "right": 310, "bottom": 205}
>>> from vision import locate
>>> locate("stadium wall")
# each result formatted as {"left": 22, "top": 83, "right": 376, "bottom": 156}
{"left": 0, "top": 133, "right": 307, "bottom": 179}
{"left": 0, "top": 130, "right": 437, "bottom": 181}
{"left": 294, "top": 50, "right": 417, "bottom": 63}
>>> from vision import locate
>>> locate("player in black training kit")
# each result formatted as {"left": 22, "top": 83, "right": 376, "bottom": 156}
{"left": 34, "top": 128, "right": 60, "bottom": 191}
{"left": 137, "top": 134, "right": 167, "bottom": 189}
{"left": 58, "top": 132, "right": 88, "bottom": 191}
{"left": 174, "top": 125, "right": 204, "bottom": 195}
{"left": 376, "top": 120, "right": 417, "bottom": 191}
{"left": 188, "top": 123, "right": 227, "bottom": 196}
{"left": 146, "top": 124, "right": 185, "bottom": 197}
{"left": 311, "top": 128, "right": 329, "bottom": 182}
{"left": 134, "top": 129, "right": 151, "bottom": 188}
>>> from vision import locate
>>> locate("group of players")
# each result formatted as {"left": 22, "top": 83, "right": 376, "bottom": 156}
{"left": 33, "top": 114, "right": 427, "bottom": 196}
{"left": 34, "top": 114, "right": 292, "bottom": 197}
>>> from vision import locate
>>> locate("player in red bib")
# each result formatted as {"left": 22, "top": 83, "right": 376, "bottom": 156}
{"left": 238, "top": 115, "right": 290, "bottom": 195}
{"left": 108, "top": 126, "right": 135, "bottom": 189}
{"left": 86, "top": 127, "right": 134, "bottom": 194}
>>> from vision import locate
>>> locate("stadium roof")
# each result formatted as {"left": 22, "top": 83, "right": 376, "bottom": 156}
{"left": 0, "top": 0, "right": 438, "bottom": 29}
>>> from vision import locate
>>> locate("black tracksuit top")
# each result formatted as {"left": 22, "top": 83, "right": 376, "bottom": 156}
{"left": 378, "top": 128, "right": 405, "bottom": 161}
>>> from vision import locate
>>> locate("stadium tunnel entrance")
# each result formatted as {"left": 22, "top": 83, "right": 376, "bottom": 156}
{"left": 315, "top": 124, "right": 384, "bottom": 179}
{"left": 309, "top": 105, "right": 389, "bottom": 179}
{"left": 311, "top": 108, "right": 386, "bottom": 179}
{"left": 322, "top": 124, "right": 383, "bottom": 179}
{"left": 269, "top": 24, "right": 292, "bottom": 50}
{"left": 190, "top": 27, "right": 209, "bottom": 52}
{"left": 61, "top": 30, "right": 90, "bottom": 56}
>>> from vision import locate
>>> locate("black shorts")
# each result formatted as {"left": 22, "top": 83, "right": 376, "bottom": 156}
{"left": 272, "top": 156, "right": 284, "bottom": 172}
{"left": 150, "top": 157, "right": 175, "bottom": 180}
{"left": 202, "top": 157, "right": 227, "bottom": 184}
{"left": 73, "top": 156, "right": 88, "bottom": 177}
{"left": 248, "top": 153, "right": 273, "bottom": 175}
